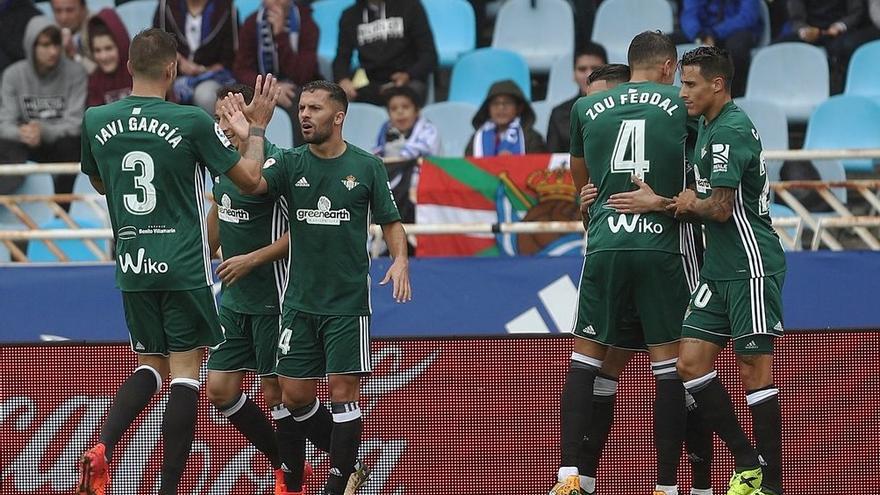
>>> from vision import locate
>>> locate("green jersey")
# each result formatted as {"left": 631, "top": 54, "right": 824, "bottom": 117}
{"left": 214, "top": 141, "right": 287, "bottom": 315}
{"left": 80, "top": 96, "right": 240, "bottom": 291}
{"left": 570, "top": 81, "right": 688, "bottom": 255}
{"left": 692, "top": 101, "right": 785, "bottom": 280}
{"left": 263, "top": 143, "right": 401, "bottom": 316}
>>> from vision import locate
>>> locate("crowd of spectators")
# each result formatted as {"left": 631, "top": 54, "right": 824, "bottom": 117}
{"left": 2, "top": 0, "right": 880, "bottom": 196}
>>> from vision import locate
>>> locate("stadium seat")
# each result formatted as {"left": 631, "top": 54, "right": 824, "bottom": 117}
{"left": 0, "top": 223, "right": 25, "bottom": 263}
{"left": 734, "top": 98, "right": 789, "bottom": 193}
{"left": 422, "top": 0, "right": 475, "bottom": 67}
{"left": 545, "top": 53, "right": 578, "bottom": 106}
{"left": 844, "top": 40, "right": 880, "bottom": 102}
{"left": 116, "top": 0, "right": 158, "bottom": 39}
{"left": 70, "top": 174, "right": 110, "bottom": 227}
{"left": 88, "top": 0, "right": 116, "bottom": 11}
{"left": 448, "top": 48, "right": 531, "bottom": 106}
{"left": 237, "top": 0, "right": 261, "bottom": 20}
{"left": 266, "top": 108, "right": 294, "bottom": 150}
{"left": 746, "top": 43, "right": 829, "bottom": 124}
{"left": 35, "top": 1, "right": 52, "bottom": 16}
{"left": 769, "top": 203, "right": 800, "bottom": 251}
{"left": 342, "top": 102, "right": 387, "bottom": 151}
{"left": 491, "top": 0, "right": 574, "bottom": 73}
{"left": 0, "top": 173, "right": 55, "bottom": 227}
{"left": 804, "top": 95, "right": 880, "bottom": 174}
{"left": 312, "top": 0, "right": 355, "bottom": 80}
{"left": 421, "top": 101, "right": 479, "bottom": 156}
{"left": 531, "top": 100, "right": 552, "bottom": 140}
{"left": 27, "top": 218, "right": 108, "bottom": 262}
{"left": 592, "top": 0, "right": 674, "bottom": 63}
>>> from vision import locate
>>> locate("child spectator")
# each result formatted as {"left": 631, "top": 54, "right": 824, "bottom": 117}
{"left": 86, "top": 9, "right": 131, "bottom": 107}
{"left": 465, "top": 79, "right": 546, "bottom": 157}
{"left": 374, "top": 85, "right": 440, "bottom": 159}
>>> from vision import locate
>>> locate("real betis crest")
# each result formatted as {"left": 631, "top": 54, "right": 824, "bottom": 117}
{"left": 341, "top": 175, "right": 359, "bottom": 190}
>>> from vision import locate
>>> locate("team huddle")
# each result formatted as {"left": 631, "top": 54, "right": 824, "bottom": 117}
{"left": 72, "top": 24, "right": 783, "bottom": 495}
{"left": 553, "top": 32, "right": 785, "bottom": 495}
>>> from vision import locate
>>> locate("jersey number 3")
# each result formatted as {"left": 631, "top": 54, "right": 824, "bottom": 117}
{"left": 611, "top": 119, "right": 650, "bottom": 180}
{"left": 122, "top": 151, "right": 157, "bottom": 215}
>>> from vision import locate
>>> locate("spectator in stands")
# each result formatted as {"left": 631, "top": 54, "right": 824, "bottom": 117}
{"left": 546, "top": 42, "right": 607, "bottom": 153}
{"left": 50, "top": 0, "right": 94, "bottom": 74}
{"left": 678, "top": 0, "right": 762, "bottom": 97}
{"left": 465, "top": 79, "right": 546, "bottom": 157}
{"left": 334, "top": 0, "right": 438, "bottom": 106}
{"left": 86, "top": 9, "right": 131, "bottom": 107}
{"left": 776, "top": 0, "right": 872, "bottom": 93}
{"left": 373, "top": 85, "right": 440, "bottom": 160}
{"left": 154, "top": 0, "right": 238, "bottom": 112}
{"left": 0, "top": 17, "right": 85, "bottom": 195}
{"left": 0, "top": 0, "right": 41, "bottom": 76}
{"left": 235, "top": 0, "right": 318, "bottom": 144}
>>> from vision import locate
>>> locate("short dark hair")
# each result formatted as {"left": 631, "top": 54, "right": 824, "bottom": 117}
{"left": 36, "top": 25, "right": 62, "bottom": 46}
{"left": 574, "top": 41, "right": 608, "bottom": 66}
{"left": 627, "top": 30, "right": 677, "bottom": 69}
{"left": 382, "top": 85, "right": 422, "bottom": 109}
{"left": 129, "top": 28, "right": 177, "bottom": 80}
{"left": 301, "top": 80, "right": 348, "bottom": 112}
{"left": 680, "top": 46, "right": 735, "bottom": 91}
{"left": 87, "top": 22, "right": 113, "bottom": 50}
{"left": 216, "top": 83, "right": 255, "bottom": 105}
{"left": 588, "top": 64, "right": 631, "bottom": 85}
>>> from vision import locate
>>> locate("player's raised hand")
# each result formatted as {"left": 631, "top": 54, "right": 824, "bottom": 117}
{"left": 219, "top": 93, "right": 249, "bottom": 142}
{"left": 380, "top": 259, "right": 412, "bottom": 303}
{"left": 607, "top": 174, "right": 661, "bottom": 214}
{"left": 246, "top": 74, "right": 280, "bottom": 129}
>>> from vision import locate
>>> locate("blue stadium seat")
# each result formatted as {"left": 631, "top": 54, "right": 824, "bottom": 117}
{"left": 0, "top": 173, "right": 55, "bottom": 227}
{"left": 746, "top": 43, "right": 829, "bottom": 124}
{"left": 35, "top": 1, "right": 52, "bottom": 16}
{"left": 422, "top": 0, "right": 475, "bottom": 67}
{"left": 116, "top": 0, "right": 158, "bottom": 39}
{"left": 769, "top": 203, "right": 799, "bottom": 250}
{"left": 266, "top": 108, "right": 294, "bottom": 149}
{"left": 734, "top": 98, "right": 789, "bottom": 194}
{"left": 312, "top": 0, "right": 355, "bottom": 79}
{"left": 844, "top": 40, "right": 880, "bottom": 102}
{"left": 70, "top": 173, "right": 110, "bottom": 227}
{"left": 236, "top": 0, "right": 261, "bottom": 20}
{"left": 531, "top": 100, "right": 552, "bottom": 140}
{"left": 592, "top": 0, "right": 674, "bottom": 63}
{"left": 448, "top": 48, "right": 531, "bottom": 106}
{"left": 805, "top": 95, "right": 880, "bottom": 174}
{"left": 545, "top": 53, "right": 578, "bottom": 106}
{"left": 0, "top": 223, "right": 25, "bottom": 263}
{"left": 342, "top": 102, "right": 387, "bottom": 152}
{"left": 421, "top": 101, "right": 479, "bottom": 156}
{"left": 27, "top": 218, "right": 108, "bottom": 262}
{"left": 88, "top": 0, "right": 116, "bottom": 11}
{"left": 491, "top": 0, "right": 574, "bottom": 73}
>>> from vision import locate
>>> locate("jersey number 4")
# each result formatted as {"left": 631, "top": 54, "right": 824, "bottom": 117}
{"left": 122, "top": 151, "right": 157, "bottom": 215}
{"left": 611, "top": 119, "right": 650, "bottom": 180}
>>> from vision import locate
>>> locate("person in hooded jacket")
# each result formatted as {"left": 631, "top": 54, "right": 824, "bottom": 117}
{"left": 86, "top": 8, "right": 131, "bottom": 108}
{"left": 465, "top": 79, "right": 546, "bottom": 157}
{"left": 154, "top": 0, "right": 238, "bottom": 111}
{"left": 0, "top": 16, "right": 86, "bottom": 195}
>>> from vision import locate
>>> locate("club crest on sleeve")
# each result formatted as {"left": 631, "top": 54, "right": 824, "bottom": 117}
{"left": 263, "top": 158, "right": 276, "bottom": 169}
{"left": 712, "top": 143, "right": 729, "bottom": 173}
{"left": 214, "top": 123, "right": 232, "bottom": 147}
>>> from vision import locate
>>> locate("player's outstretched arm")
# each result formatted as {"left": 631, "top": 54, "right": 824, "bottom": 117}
{"left": 607, "top": 175, "right": 674, "bottom": 215}
{"left": 379, "top": 221, "right": 412, "bottom": 303}
{"left": 216, "top": 232, "right": 289, "bottom": 286}
{"left": 667, "top": 187, "right": 735, "bottom": 223}
{"left": 224, "top": 74, "right": 280, "bottom": 195}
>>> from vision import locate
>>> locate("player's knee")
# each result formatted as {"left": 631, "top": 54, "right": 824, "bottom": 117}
{"left": 328, "top": 376, "right": 360, "bottom": 403}
{"left": 260, "top": 377, "right": 282, "bottom": 407}
{"left": 676, "top": 357, "right": 702, "bottom": 381}
{"left": 205, "top": 381, "right": 236, "bottom": 407}
{"left": 737, "top": 354, "right": 773, "bottom": 389}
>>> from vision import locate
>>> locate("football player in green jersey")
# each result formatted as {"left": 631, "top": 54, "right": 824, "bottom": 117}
{"left": 239, "top": 80, "right": 411, "bottom": 495}
{"left": 77, "top": 28, "right": 279, "bottom": 495}
{"left": 671, "top": 46, "right": 785, "bottom": 495}
{"left": 555, "top": 31, "right": 694, "bottom": 495}
{"left": 575, "top": 64, "right": 714, "bottom": 495}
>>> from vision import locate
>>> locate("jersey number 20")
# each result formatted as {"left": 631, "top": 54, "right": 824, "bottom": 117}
{"left": 122, "top": 151, "right": 157, "bottom": 215}
{"left": 611, "top": 119, "right": 650, "bottom": 180}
